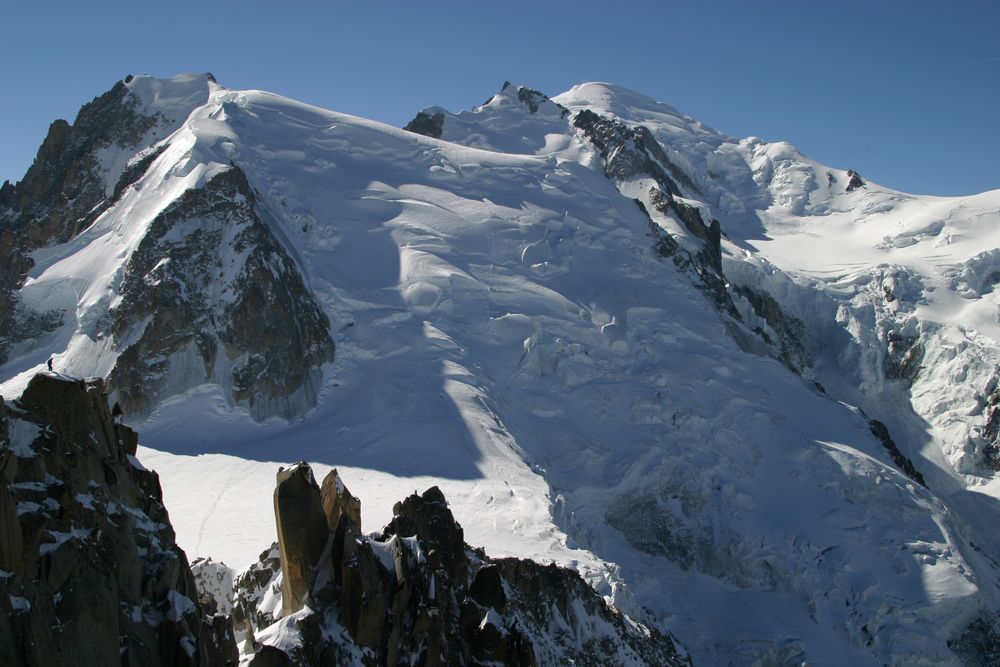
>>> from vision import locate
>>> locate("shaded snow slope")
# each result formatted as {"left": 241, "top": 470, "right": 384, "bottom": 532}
{"left": 2, "top": 76, "right": 1000, "bottom": 665}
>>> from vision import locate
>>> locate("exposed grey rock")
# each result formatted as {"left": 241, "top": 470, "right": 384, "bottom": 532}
{"left": 733, "top": 284, "right": 812, "bottom": 374}
{"left": 512, "top": 84, "right": 567, "bottom": 117}
{"left": 0, "top": 372, "right": 238, "bottom": 666}
{"left": 981, "top": 380, "right": 1000, "bottom": 471}
{"left": 232, "top": 544, "right": 282, "bottom": 643}
{"left": 192, "top": 557, "right": 235, "bottom": 616}
{"left": 638, "top": 199, "right": 680, "bottom": 258}
{"left": 108, "top": 165, "right": 335, "bottom": 420}
{"left": 647, "top": 186, "right": 723, "bottom": 275}
{"left": 0, "top": 78, "right": 172, "bottom": 364}
{"left": 948, "top": 614, "right": 1000, "bottom": 667}
{"left": 403, "top": 111, "right": 445, "bottom": 139}
{"left": 574, "top": 109, "right": 680, "bottom": 190}
{"left": 572, "top": 108, "right": 735, "bottom": 321}
{"left": 846, "top": 169, "right": 866, "bottom": 192}
{"left": 0, "top": 81, "right": 158, "bottom": 245}
{"left": 867, "top": 417, "right": 926, "bottom": 487}
{"left": 884, "top": 330, "right": 924, "bottom": 383}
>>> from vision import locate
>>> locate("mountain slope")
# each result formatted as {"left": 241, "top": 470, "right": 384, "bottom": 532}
{"left": 2, "top": 74, "right": 1000, "bottom": 665}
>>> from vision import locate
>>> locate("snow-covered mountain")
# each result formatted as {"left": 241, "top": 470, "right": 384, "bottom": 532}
{"left": 3, "top": 73, "right": 1000, "bottom": 665}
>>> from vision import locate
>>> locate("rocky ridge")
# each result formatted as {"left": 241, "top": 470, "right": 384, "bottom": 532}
{"left": 232, "top": 463, "right": 688, "bottom": 667}
{"left": 0, "top": 372, "right": 237, "bottom": 666}
{"left": 0, "top": 75, "right": 212, "bottom": 365}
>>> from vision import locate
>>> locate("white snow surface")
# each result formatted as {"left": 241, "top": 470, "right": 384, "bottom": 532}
{"left": 4, "top": 74, "right": 1000, "bottom": 665}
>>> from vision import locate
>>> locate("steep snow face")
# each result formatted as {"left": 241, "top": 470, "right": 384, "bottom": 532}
{"left": 94, "top": 73, "right": 217, "bottom": 197}
{"left": 2, "top": 76, "right": 1000, "bottom": 665}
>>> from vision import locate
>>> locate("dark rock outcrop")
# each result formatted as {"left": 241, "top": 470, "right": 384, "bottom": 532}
{"left": 0, "top": 372, "right": 237, "bottom": 666}
{"left": 404, "top": 82, "right": 568, "bottom": 141}
{"left": 0, "top": 81, "right": 159, "bottom": 246}
{"left": 510, "top": 83, "right": 567, "bottom": 117}
{"left": 572, "top": 108, "right": 734, "bottom": 319}
{"left": 573, "top": 109, "right": 682, "bottom": 192}
{"left": 403, "top": 111, "right": 445, "bottom": 139}
{"left": 647, "top": 186, "right": 723, "bottom": 275}
{"left": 0, "top": 79, "right": 170, "bottom": 364}
{"left": 867, "top": 418, "right": 926, "bottom": 487}
{"left": 846, "top": 169, "right": 865, "bottom": 192}
{"left": 107, "top": 165, "right": 335, "bottom": 420}
{"left": 237, "top": 471, "right": 690, "bottom": 666}
{"left": 949, "top": 614, "right": 1000, "bottom": 666}
{"left": 232, "top": 544, "right": 282, "bottom": 646}
{"left": 191, "top": 557, "right": 235, "bottom": 617}
{"left": 733, "top": 285, "right": 812, "bottom": 374}
{"left": 981, "top": 381, "right": 1000, "bottom": 471}
{"left": 884, "top": 331, "right": 924, "bottom": 383}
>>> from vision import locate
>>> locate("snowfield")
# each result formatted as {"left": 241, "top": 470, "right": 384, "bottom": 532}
{"left": 3, "top": 74, "right": 1000, "bottom": 665}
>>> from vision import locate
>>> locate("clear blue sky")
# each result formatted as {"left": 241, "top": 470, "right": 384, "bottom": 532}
{"left": 2, "top": 1, "right": 998, "bottom": 195}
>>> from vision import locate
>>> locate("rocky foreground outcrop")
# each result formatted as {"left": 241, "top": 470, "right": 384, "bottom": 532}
{"left": 0, "top": 374, "right": 687, "bottom": 666}
{"left": 0, "top": 372, "right": 237, "bottom": 666}
{"left": 233, "top": 463, "right": 689, "bottom": 667}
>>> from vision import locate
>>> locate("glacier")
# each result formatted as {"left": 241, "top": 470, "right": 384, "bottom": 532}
{"left": 2, "top": 73, "right": 1000, "bottom": 665}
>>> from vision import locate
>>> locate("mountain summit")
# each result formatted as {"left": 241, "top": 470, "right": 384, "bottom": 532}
{"left": 2, "top": 73, "right": 1000, "bottom": 665}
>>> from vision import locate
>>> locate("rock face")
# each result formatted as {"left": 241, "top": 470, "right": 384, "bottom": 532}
{"left": 0, "top": 81, "right": 159, "bottom": 247}
{"left": 846, "top": 169, "right": 866, "bottom": 192}
{"left": 884, "top": 330, "right": 924, "bottom": 383}
{"left": 0, "top": 79, "right": 168, "bottom": 364}
{"left": 107, "top": 166, "right": 335, "bottom": 420}
{"left": 949, "top": 614, "right": 1000, "bottom": 667}
{"left": 191, "top": 558, "right": 235, "bottom": 617}
{"left": 402, "top": 111, "right": 445, "bottom": 139}
{"left": 0, "top": 372, "right": 237, "bottom": 666}
{"left": 505, "top": 81, "right": 566, "bottom": 116}
{"left": 273, "top": 464, "right": 329, "bottom": 616}
{"left": 980, "top": 382, "right": 1000, "bottom": 471}
{"left": 866, "top": 417, "right": 927, "bottom": 487}
{"left": 319, "top": 469, "right": 360, "bottom": 530}
{"left": 733, "top": 284, "right": 811, "bottom": 374}
{"left": 236, "top": 470, "right": 689, "bottom": 666}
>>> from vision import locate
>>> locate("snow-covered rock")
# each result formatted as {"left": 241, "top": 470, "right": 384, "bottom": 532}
{"left": 2, "top": 73, "right": 1000, "bottom": 664}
